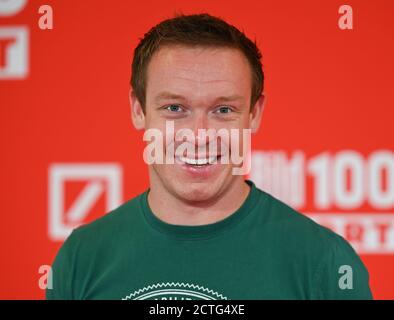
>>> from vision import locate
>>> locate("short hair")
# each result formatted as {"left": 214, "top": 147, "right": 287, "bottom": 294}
{"left": 130, "top": 12, "right": 264, "bottom": 112}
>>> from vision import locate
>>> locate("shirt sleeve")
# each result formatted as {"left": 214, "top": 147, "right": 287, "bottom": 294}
{"left": 46, "top": 230, "right": 78, "bottom": 300}
{"left": 313, "top": 234, "right": 373, "bottom": 300}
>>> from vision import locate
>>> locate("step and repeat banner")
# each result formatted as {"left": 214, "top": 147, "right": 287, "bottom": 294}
{"left": 1, "top": 0, "right": 393, "bottom": 299}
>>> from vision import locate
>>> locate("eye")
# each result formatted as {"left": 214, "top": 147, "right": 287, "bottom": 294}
{"left": 214, "top": 106, "right": 233, "bottom": 114}
{"left": 164, "top": 104, "right": 183, "bottom": 112}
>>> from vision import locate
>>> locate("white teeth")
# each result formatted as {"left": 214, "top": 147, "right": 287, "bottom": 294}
{"left": 207, "top": 156, "right": 218, "bottom": 164}
{"left": 179, "top": 156, "right": 217, "bottom": 165}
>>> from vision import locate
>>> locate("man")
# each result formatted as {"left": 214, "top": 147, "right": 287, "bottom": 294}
{"left": 47, "top": 13, "right": 372, "bottom": 300}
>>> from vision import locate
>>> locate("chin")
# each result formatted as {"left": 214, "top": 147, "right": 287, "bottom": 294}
{"left": 153, "top": 164, "right": 234, "bottom": 203}
{"left": 174, "top": 181, "right": 217, "bottom": 203}
{"left": 177, "top": 175, "right": 241, "bottom": 203}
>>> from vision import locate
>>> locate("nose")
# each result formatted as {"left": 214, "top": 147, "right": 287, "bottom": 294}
{"left": 191, "top": 112, "right": 211, "bottom": 148}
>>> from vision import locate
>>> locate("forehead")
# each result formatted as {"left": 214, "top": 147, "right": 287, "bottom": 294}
{"left": 145, "top": 45, "right": 252, "bottom": 104}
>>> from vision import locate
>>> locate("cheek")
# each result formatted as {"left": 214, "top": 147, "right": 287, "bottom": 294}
{"left": 145, "top": 115, "right": 169, "bottom": 138}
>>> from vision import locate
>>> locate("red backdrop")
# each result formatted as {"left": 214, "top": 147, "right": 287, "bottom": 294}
{"left": 1, "top": 0, "right": 393, "bottom": 299}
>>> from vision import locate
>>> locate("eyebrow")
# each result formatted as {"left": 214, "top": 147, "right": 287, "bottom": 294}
{"left": 154, "top": 91, "right": 244, "bottom": 104}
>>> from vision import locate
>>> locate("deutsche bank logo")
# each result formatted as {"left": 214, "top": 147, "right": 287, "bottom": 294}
{"left": 48, "top": 163, "right": 123, "bottom": 241}
{"left": 0, "top": 26, "right": 29, "bottom": 79}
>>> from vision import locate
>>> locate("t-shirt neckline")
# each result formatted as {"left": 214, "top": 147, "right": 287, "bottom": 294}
{"left": 139, "top": 180, "right": 260, "bottom": 240}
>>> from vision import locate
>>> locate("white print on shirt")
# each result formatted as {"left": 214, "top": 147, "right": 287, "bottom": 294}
{"left": 122, "top": 282, "right": 228, "bottom": 300}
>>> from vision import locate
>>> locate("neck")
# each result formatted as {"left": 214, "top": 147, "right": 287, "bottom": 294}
{"left": 147, "top": 174, "right": 250, "bottom": 226}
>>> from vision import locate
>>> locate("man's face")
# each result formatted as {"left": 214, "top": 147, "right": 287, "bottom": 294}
{"left": 132, "top": 45, "right": 263, "bottom": 202}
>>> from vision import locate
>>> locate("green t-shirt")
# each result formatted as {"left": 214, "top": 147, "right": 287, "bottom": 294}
{"left": 46, "top": 180, "right": 372, "bottom": 300}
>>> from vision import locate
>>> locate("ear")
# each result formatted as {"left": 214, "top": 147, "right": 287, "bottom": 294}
{"left": 250, "top": 94, "right": 266, "bottom": 134}
{"left": 129, "top": 89, "right": 145, "bottom": 130}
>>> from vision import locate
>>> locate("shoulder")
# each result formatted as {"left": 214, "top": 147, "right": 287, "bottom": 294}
{"left": 60, "top": 191, "right": 146, "bottom": 255}
{"left": 255, "top": 187, "right": 365, "bottom": 269}
{"left": 73, "top": 191, "right": 144, "bottom": 238}
{"left": 257, "top": 187, "right": 344, "bottom": 248}
{"left": 256, "top": 188, "right": 372, "bottom": 298}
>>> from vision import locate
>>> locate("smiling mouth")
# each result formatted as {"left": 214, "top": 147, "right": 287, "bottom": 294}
{"left": 177, "top": 155, "right": 221, "bottom": 166}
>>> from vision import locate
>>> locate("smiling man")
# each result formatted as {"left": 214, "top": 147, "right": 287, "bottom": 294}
{"left": 47, "top": 13, "right": 372, "bottom": 300}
